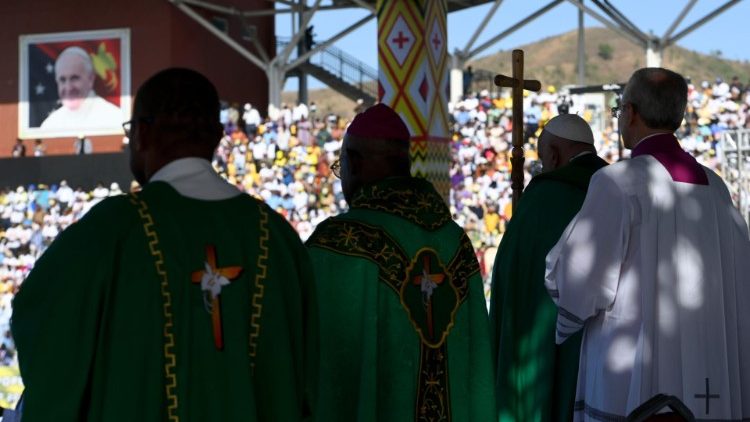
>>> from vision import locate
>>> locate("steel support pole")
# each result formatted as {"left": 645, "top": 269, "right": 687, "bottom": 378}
{"left": 577, "top": 0, "right": 585, "bottom": 85}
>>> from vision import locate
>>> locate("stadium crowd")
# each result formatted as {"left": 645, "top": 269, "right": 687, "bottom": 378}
{"left": 0, "top": 76, "right": 748, "bottom": 364}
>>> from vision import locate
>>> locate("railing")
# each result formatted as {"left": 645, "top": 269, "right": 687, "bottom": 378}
{"left": 310, "top": 44, "right": 378, "bottom": 98}
{"left": 277, "top": 37, "right": 378, "bottom": 99}
{"left": 720, "top": 129, "right": 750, "bottom": 229}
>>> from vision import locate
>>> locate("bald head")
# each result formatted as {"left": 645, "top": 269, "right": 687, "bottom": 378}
{"left": 129, "top": 68, "right": 223, "bottom": 185}
{"left": 133, "top": 67, "right": 222, "bottom": 148}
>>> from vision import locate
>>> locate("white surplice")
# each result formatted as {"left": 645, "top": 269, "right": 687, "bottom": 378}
{"left": 149, "top": 157, "right": 241, "bottom": 200}
{"left": 544, "top": 135, "right": 750, "bottom": 421}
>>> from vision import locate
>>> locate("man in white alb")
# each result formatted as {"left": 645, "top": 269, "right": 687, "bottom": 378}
{"left": 545, "top": 67, "right": 750, "bottom": 420}
{"left": 40, "top": 46, "right": 122, "bottom": 131}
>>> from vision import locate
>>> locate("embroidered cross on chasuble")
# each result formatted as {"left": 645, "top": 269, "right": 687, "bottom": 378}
{"left": 191, "top": 245, "right": 243, "bottom": 350}
{"left": 308, "top": 219, "right": 477, "bottom": 421}
{"left": 411, "top": 253, "right": 446, "bottom": 339}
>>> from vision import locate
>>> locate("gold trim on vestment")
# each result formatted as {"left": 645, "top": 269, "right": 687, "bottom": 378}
{"left": 249, "top": 205, "right": 270, "bottom": 373}
{"left": 129, "top": 194, "right": 179, "bottom": 422}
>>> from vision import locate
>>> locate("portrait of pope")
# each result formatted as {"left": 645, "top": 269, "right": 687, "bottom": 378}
{"left": 19, "top": 29, "right": 130, "bottom": 138}
{"left": 40, "top": 46, "right": 123, "bottom": 131}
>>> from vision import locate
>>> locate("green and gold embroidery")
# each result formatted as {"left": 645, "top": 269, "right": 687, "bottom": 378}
{"left": 402, "top": 248, "right": 459, "bottom": 349}
{"left": 307, "top": 219, "right": 408, "bottom": 291}
{"left": 308, "top": 219, "right": 480, "bottom": 422}
{"left": 447, "top": 233, "right": 480, "bottom": 303}
{"left": 417, "top": 346, "right": 450, "bottom": 422}
{"left": 350, "top": 178, "right": 451, "bottom": 231}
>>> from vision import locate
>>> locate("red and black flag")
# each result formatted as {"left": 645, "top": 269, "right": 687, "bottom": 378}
{"left": 27, "top": 38, "right": 122, "bottom": 128}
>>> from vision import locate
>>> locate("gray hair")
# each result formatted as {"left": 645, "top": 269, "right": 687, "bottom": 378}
{"left": 623, "top": 67, "right": 687, "bottom": 131}
{"left": 54, "top": 46, "right": 94, "bottom": 76}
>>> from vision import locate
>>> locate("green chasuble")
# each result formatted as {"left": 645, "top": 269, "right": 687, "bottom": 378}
{"left": 490, "top": 153, "right": 607, "bottom": 422}
{"left": 306, "top": 177, "right": 495, "bottom": 422}
{"left": 11, "top": 182, "right": 317, "bottom": 421}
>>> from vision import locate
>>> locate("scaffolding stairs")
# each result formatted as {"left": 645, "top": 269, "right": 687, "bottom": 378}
{"left": 280, "top": 39, "right": 378, "bottom": 105}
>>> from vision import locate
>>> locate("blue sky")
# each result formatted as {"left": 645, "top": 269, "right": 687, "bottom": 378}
{"left": 277, "top": 0, "right": 750, "bottom": 90}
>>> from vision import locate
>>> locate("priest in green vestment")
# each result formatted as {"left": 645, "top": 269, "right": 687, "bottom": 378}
{"left": 306, "top": 104, "right": 495, "bottom": 421}
{"left": 11, "top": 68, "right": 318, "bottom": 421}
{"left": 490, "top": 114, "right": 608, "bottom": 421}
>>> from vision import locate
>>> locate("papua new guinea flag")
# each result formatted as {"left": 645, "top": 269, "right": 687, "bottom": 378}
{"left": 27, "top": 38, "right": 122, "bottom": 128}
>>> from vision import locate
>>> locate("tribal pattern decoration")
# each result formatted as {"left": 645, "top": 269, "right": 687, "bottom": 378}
{"left": 377, "top": 0, "right": 451, "bottom": 200}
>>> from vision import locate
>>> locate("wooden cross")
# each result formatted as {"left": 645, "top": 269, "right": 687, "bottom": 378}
{"left": 412, "top": 255, "right": 445, "bottom": 339}
{"left": 494, "top": 49, "right": 541, "bottom": 211}
{"left": 191, "top": 245, "right": 243, "bottom": 350}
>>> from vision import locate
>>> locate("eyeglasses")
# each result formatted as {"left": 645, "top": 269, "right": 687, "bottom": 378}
{"left": 611, "top": 94, "right": 634, "bottom": 119}
{"left": 122, "top": 117, "right": 155, "bottom": 138}
{"left": 612, "top": 101, "right": 637, "bottom": 119}
{"left": 122, "top": 120, "right": 134, "bottom": 137}
{"left": 330, "top": 160, "right": 341, "bottom": 178}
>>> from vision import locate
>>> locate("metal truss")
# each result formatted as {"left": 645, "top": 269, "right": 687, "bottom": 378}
{"left": 562, "top": 0, "right": 743, "bottom": 67}
{"left": 168, "top": 0, "right": 743, "bottom": 104}
{"left": 169, "top": 0, "right": 375, "bottom": 106}
{"left": 454, "top": 0, "right": 742, "bottom": 65}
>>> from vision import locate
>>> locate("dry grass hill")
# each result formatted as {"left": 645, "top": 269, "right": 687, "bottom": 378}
{"left": 470, "top": 27, "right": 750, "bottom": 88}
{"left": 284, "top": 27, "right": 750, "bottom": 119}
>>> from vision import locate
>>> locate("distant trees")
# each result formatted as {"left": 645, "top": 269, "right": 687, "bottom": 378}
{"left": 598, "top": 43, "right": 614, "bottom": 60}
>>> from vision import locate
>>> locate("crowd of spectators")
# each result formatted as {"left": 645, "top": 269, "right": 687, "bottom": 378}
{"left": 1, "top": 76, "right": 748, "bottom": 365}
{"left": 0, "top": 181, "right": 123, "bottom": 365}
{"left": 455, "top": 75, "right": 750, "bottom": 275}
{"left": 214, "top": 101, "right": 345, "bottom": 241}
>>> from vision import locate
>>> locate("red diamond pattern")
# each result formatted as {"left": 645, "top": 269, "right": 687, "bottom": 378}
{"left": 419, "top": 75, "right": 429, "bottom": 102}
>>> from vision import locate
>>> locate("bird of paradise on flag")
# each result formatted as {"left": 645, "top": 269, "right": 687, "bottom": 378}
{"left": 91, "top": 42, "right": 119, "bottom": 92}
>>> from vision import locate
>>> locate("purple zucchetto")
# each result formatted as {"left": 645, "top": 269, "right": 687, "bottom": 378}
{"left": 346, "top": 103, "right": 411, "bottom": 142}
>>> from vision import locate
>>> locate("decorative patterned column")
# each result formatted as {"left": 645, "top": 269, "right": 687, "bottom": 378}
{"left": 377, "top": 0, "right": 451, "bottom": 200}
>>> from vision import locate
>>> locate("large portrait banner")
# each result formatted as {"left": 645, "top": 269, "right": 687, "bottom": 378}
{"left": 19, "top": 28, "right": 131, "bottom": 139}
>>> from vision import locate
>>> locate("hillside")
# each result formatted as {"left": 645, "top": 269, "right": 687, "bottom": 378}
{"left": 284, "top": 27, "right": 750, "bottom": 119}
{"left": 469, "top": 27, "right": 750, "bottom": 88}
